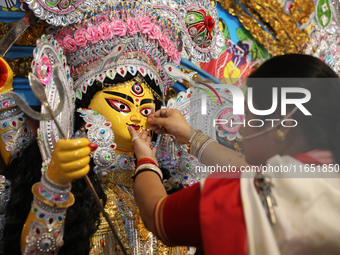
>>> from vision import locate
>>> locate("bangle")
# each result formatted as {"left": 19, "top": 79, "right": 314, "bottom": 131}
{"left": 32, "top": 183, "right": 75, "bottom": 209}
{"left": 191, "top": 135, "right": 210, "bottom": 157}
{"left": 136, "top": 158, "right": 158, "bottom": 168}
{"left": 133, "top": 169, "right": 163, "bottom": 182}
{"left": 39, "top": 174, "right": 71, "bottom": 203}
{"left": 135, "top": 163, "right": 163, "bottom": 180}
{"left": 187, "top": 129, "right": 201, "bottom": 154}
{"left": 198, "top": 138, "right": 215, "bottom": 162}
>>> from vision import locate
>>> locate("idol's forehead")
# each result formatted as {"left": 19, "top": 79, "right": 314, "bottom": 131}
{"left": 100, "top": 82, "right": 155, "bottom": 101}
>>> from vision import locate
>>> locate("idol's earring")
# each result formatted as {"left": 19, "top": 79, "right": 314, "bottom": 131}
{"left": 274, "top": 129, "right": 285, "bottom": 142}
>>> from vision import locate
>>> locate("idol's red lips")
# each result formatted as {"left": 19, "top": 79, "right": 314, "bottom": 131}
{"left": 127, "top": 123, "right": 141, "bottom": 130}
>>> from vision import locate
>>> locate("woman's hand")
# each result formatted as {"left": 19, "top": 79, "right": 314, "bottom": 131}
{"left": 128, "top": 126, "right": 158, "bottom": 164}
{"left": 147, "top": 109, "right": 191, "bottom": 144}
{"left": 47, "top": 138, "right": 92, "bottom": 185}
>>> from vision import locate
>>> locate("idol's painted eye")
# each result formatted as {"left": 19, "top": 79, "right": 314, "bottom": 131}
{"left": 140, "top": 107, "right": 154, "bottom": 117}
{"left": 106, "top": 99, "right": 131, "bottom": 113}
{"left": 131, "top": 83, "right": 145, "bottom": 97}
{"left": 132, "top": 84, "right": 143, "bottom": 94}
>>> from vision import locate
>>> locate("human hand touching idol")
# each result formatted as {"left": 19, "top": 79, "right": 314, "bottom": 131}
{"left": 128, "top": 126, "right": 158, "bottom": 165}
{"left": 47, "top": 138, "right": 95, "bottom": 185}
{"left": 147, "top": 109, "right": 191, "bottom": 144}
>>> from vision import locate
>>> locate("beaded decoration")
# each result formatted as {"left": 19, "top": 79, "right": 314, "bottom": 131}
{"left": 0, "top": 96, "right": 16, "bottom": 111}
{"left": 0, "top": 110, "right": 26, "bottom": 130}
{"left": 33, "top": 35, "right": 75, "bottom": 161}
{"left": 155, "top": 134, "right": 205, "bottom": 190}
{"left": 23, "top": 212, "right": 65, "bottom": 255}
{"left": 304, "top": 1, "right": 340, "bottom": 76}
{"left": 78, "top": 108, "right": 135, "bottom": 183}
{"left": 1, "top": 123, "right": 33, "bottom": 158}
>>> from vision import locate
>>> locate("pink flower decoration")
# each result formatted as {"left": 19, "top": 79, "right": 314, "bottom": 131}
{"left": 64, "top": 29, "right": 74, "bottom": 36}
{"left": 148, "top": 24, "right": 162, "bottom": 40}
{"left": 99, "top": 22, "right": 113, "bottom": 40}
{"left": 74, "top": 28, "right": 88, "bottom": 47}
{"left": 126, "top": 18, "right": 139, "bottom": 35}
{"left": 86, "top": 26, "right": 102, "bottom": 44}
{"left": 63, "top": 35, "right": 77, "bottom": 52}
{"left": 138, "top": 17, "right": 152, "bottom": 34}
{"left": 158, "top": 35, "right": 168, "bottom": 51}
{"left": 112, "top": 20, "right": 127, "bottom": 37}
{"left": 166, "top": 41, "right": 176, "bottom": 56}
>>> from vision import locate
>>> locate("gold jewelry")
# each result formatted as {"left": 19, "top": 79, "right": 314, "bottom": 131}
{"left": 218, "top": 0, "right": 309, "bottom": 56}
{"left": 135, "top": 163, "right": 163, "bottom": 180}
{"left": 274, "top": 129, "right": 285, "bottom": 142}
{"left": 189, "top": 130, "right": 212, "bottom": 157}
{"left": 32, "top": 183, "right": 75, "bottom": 209}
{"left": 290, "top": 0, "right": 314, "bottom": 24}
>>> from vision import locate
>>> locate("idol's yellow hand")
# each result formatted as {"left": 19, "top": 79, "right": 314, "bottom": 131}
{"left": 0, "top": 57, "right": 13, "bottom": 93}
{"left": 47, "top": 138, "right": 92, "bottom": 185}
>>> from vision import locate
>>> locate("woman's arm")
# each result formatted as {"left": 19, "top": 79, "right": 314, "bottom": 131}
{"left": 129, "top": 127, "right": 203, "bottom": 247}
{"left": 148, "top": 109, "right": 248, "bottom": 168}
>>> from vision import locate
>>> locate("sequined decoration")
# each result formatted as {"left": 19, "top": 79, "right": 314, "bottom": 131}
{"left": 1, "top": 123, "right": 33, "bottom": 158}
{"left": 35, "top": 34, "right": 75, "bottom": 161}
{"left": 218, "top": 0, "right": 310, "bottom": 56}
{"left": 304, "top": 1, "right": 340, "bottom": 75}
{"left": 290, "top": 0, "right": 314, "bottom": 25}
{"left": 23, "top": 221, "right": 64, "bottom": 255}
{"left": 78, "top": 109, "right": 135, "bottom": 182}
{"left": 156, "top": 133, "right": 204, "bottom": 191}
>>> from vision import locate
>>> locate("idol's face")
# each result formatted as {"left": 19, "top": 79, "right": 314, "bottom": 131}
{"left": 88, "top": 82, "right": 155, "bottom": 153}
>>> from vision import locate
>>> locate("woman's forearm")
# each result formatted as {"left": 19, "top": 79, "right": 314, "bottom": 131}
{"left": 190, "top": 128, "right": 249, "bottom": 168}
{"left": 134, "top": 171, "right": 167, "bottom": 233}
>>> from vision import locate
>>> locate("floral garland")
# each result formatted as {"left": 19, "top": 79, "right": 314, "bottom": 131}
{"left": 55, "top": 16, "right": 181, "bottom": 63}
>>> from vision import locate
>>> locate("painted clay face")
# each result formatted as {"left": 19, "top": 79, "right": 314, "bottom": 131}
{"left": 88, "top": 82, "right": 155, "bottom": 153}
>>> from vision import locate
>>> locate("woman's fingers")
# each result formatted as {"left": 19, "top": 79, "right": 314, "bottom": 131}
{"left": 141, "top": 130, "right": 148, "bottom": 141}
